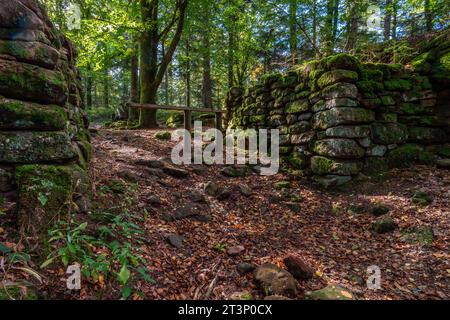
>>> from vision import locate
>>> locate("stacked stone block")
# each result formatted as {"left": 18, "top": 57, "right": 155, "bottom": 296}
{"left": 227, "top": 38, "right": 450, "bottom": 187}
{"left": 0, "top": 0, "right": 91, "bottom": 244}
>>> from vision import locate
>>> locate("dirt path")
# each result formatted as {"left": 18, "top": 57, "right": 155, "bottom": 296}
{"left": 83, "top": 129, "right": 450, "bottom": 300}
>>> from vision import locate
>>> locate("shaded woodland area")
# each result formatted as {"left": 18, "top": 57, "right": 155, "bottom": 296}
{"left": 0, "top": 0, "right": 449, "bottom": 302}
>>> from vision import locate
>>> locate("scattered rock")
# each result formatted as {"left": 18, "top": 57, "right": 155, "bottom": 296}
{"left": 285, "top": 202, "right": 300, "bottom": 213}
{"left": 229, "top": 291, "right": 253, "bottom": 300}
{"left": 316, "top": 175, "right": 352, "bottom": 188}
{"left": 264, "top": 295, "right": 292, "bottom": 300}
{"left": 163, "top": 166, "right": 189, "bottom": 178}
{"left": 269, "top": 196, "right": 283, "bottom": 204}
{"left": 347, "top": 204, "right": 367, "bottom": 215}
{"left": 154, "top": 131, "right": 171, "bottom": 140}
{"left": 372, "top": 217, "right": 397, "bottom": 234}
{"left": 147, "top": 195, "right": 162, "bottom": 206}
{"left": 166, "top": 234, "right": 184, "bottom": 248}
{"left": 253, "top": 263, "right": 298, "bottom": 298}
{"left": 217, "top": 189, "right": 232, "bottom": 201}
{"left": 371, "top": 205, "right": 390, "bottom": 216}
{"left": 187, "top": 190, "right": 206, "bottom": 203}
{"left": 237, "top": 263, "right": 256, "bottom": 274}
{"left": 227, "top": 245, "right": 245, "bottom": 256}
{"left": 221, "top": 166, "right": 247, "bottom": 177}
{"left": 135, "top": 159, "right": 165, "bottom": 168}
{"left": 204, "top": 181, "right": 220, "bottom": 196}
{"left": 145, "top": 168, "right": 166, "bottom": 178}
{"left": 411, "top": 191, "right": 433, "bottom": 206}
{"left": 171, "top": 204, "right": 210, "bottom": 222}
{"left": 74, "top": 196, "right": 91, "bottom": 213}
{"left": 305, "top": 285, "right": 354, "bottom": 300}
{"left": 239, "top": 184, "right": 252, "bottom": 197}
{"left": 401, "top": 226, "right": 434, "bottom": 245}
{"left": 193, "top": 166, "right": 207, "bottom": 175}
{"left": 118, "top": 170, "right": 140, "bottom": 182}
{"left": 274, "top": 181, "right": 291, "bottom": 190}
{"left": 283, "top": 255, "right": 314, "bottom": 279}
{"left": 436, "top": 159, "right": 450, "bottom": 169}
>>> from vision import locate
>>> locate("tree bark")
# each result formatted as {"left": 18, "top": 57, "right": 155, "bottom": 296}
{"left": 325, "top": 0, "right": 334, "bottom": 55}
{"left": 139, "top": 0, "right": 188, "bottom": 128}
{"left": 201, "top": 4, "right": 213, "bottom": 109}
{"left": 129, "top": 43, "right": 139, "bottom": 121}
{"left": 86, "top": 63, "right": 93, "bottom": 108}
{"left": 384, "top": 0, "right": 392, "bottom": 41}
{"left": 345, "top": 0, "right": 359, "bottom": 53}
{"left": 289, "top": 0, "right": 298, "bottom": 65}
{"left": 103, "top": 68, "right": 109, "bottom": 109}
{"left": 424, "top": 0, "right": 432, "bottom": 31}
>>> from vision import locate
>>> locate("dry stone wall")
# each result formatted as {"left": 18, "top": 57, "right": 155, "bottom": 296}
{"left": 226, "top": 34, "right": 450, "bottom": 188}
{"left": 0, "top": 0, "right": 91, "bottom": 244}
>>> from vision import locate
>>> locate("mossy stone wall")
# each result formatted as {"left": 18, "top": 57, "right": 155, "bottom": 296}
{"left": 0, "top": 0, "right": 91, "bottom": 245}
{"left": 226, "top": 34, "right": 450, "bottom": 187}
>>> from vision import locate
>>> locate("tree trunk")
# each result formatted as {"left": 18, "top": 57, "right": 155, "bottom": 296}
{"left": 103, "top": 69, "right": 109, "bottom": 109}
{"left": 129, "top": 43, "right": 139, "bottom": 121}
{"left": 185, "top": 41, "right": 191, "bottom": 108}
{"left": 332, "top": 0, "right": 339, "bottom": 47}
{"left": 325, "top": 0, "right": 334, "bottom": 55}
{"left": 86, "top": 63, "right": 93, "bottom": 108}
{"left": 424, "top": 0, "right": 432, "bottom": 31}
{"left": 201, "top": 4, "right": 213, "bottom": 109}
{"left": 312, "top": 0, "right": 318, "bottom": 58}
{"left": 139, "top": 0, "right": 188, "bottom": 128}
{"left": 384, "top": 0, "right": 392, "bottom": 41}
{"left": 392, "top": 0, "right": 398, "bottom": 40}
{"left": 345, "top": 0, "right": 359, "bottom": 53}
{"left": 289, "top": 0, "right": 298, "bottom": 65}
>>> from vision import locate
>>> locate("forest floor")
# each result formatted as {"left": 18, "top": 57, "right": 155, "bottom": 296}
{"left": 2, "top": 128, "right": 449, "bottom": 300}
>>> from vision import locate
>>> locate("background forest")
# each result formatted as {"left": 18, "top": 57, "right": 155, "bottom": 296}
{"left": 39, "top": 0, "right": 449, "bottom": 125}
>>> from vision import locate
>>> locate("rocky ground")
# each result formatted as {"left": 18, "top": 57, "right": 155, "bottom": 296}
{"left": 1, "top": 128, "right": 449, "bottom": 300}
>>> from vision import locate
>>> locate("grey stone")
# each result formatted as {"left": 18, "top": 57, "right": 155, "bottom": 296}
{"left": 313, "top": 139, "right": 365, "bottom": 159}
{"left": 322, "top": 83, "right": 358, "bottom": 100}
{"left": 254, "top": 263, "right": 297, "bottom": 297}
{"left": 366, "top": 145, "right": 388, "bottom": 157}
{"left": 325, "top": 125, "right": 371, "bottom": 139}
{"left": 166, "top": 234, "right": 184, "bottom": 248}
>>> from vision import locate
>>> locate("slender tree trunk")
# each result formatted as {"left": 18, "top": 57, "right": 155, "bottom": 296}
{"left": 424, "top": 0, "right": 432, "bottom": 31}
{"left": 325, "top": 0, "right": 334, "bottom": 55}
{"left": 103, "top": 69, "right": 109, "bottom": 109}
{"left": 312, "top": 0, "right": 318, "bottom": 58}
{"left": 86, "top": 63, "right": 93, "bottom": 108}
{"left": 185, "top": 41, "right": 191, "bottom": 107}
{"left": 129, "top": 43, "right": 139, "bottom": 122}
{"left": 201, "top": 3, "right": 213, "bottom": 109}
{"left": 227, "top": 27, "right": 235, "bottom": 88}
{"left": 345, "top": 0, "right": 358, "bottom": 53}
{"left": 384, "top": 0, "right": 392, "bottom": 41}
{"left": 289, "top": 0, "right": 298, "bottom": 65}
{"left": 392, "top": 0, "right": 398, "bottom": 40}
{"left": 332, "top": 0, "right": 339, "bottom": 46}
{"left": 162, "top": 45, "right": 170, "bottom": 105}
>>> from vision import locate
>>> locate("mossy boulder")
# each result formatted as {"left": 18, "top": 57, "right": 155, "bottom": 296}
{"left": 15, "top": 164, "right": 91, "bottom": 248}
{"left": 371, "top": 123, "right": 409, "bottom": 144}
{"left": 0, "top": 131, "right": 78, "bottom": 163}
{"left": 317, "top": 69, "right": 358, "bottom": 88}
{"left": 411, "top": 191, "right": 433, "bottom": 206}
{"left": 305, "top": 285, "right": 354, "bottom": 300}
{"left": 373, "top": 217, "right": 396, "bottom": 234}
{"left": 311, "top": 156, "right": 362, "bottom": 175}
{"left": 388, "top": 144, "right": 435, "bottom": 167}
{"left": 312, "top": 139, "right": 365, "bottom": 159}
{"left": 253, "top": 263, "right": 297, "bottom": 298}
{"left": 0, "top": 39, "right": 60, "bottom": 69}
{"left": 356, "top": 81, "right": 384, "bottom": 93}
{"left": 313, "top": 108, "right": 375, "bottom": 130}
{"left": 0, "top": 96, "right": 67, "bottom": 130}
{"left": 312, "top": 98, "right": 358, "bottom": 112}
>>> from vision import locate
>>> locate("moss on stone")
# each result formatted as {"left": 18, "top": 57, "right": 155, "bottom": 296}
{"left": 357, "top": 80, "right": 384, "bottom": 93}
{"left": 383, "top": 79, "right": 412, "bottom": 91}
{"left": 322, "top": 54, "right": 360, "bottom": 72}
{"left": 0, "top": 97, "right": 67, "bottom": 130}
{"left": 388, "top": 144, "right": 435, "bottom": 167}
{"left": 285, "top": 99, "right": 309, "bottom": 114}
{"left": 15, "top": 164, "right": 91, "bottom": 248}
{"left": 317, "top": 69, "right": 358, "bottom": 89}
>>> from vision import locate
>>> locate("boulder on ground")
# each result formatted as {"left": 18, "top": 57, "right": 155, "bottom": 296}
{"left": 283, "top": 255, "right": 314, "bottom": 279}
{"left": 253, "top": 263, "right": 297, "bottom": 298}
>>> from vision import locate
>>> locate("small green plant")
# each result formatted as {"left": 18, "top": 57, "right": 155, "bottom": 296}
{"left": 213, "top": 243, "right": 227, "bottom": 253}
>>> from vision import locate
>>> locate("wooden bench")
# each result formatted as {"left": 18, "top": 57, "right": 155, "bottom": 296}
{"left": 127, "top": 103, "right": 226, "bottom": 131}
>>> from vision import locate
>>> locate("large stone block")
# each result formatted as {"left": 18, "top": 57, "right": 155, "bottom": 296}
{"left": 285, "top": 99, "right": 309, "bottom": 114}
{"left": 325, "top": 125, "right": 371, "bottom": 138}
{"left": 312, "top": 139, "right": 365, "bottom": 159}
{"left": 317, "top": 69, "right": 358, "bottom": 88}
{"left": 322, "top": 83, "right": 358, "bottom": 100}
{"left": 371, "top": 123, "right": 409, "bottom": 144}
{"left": 0, "top": 40, "right": 60, "bottom": 69}
{"left": 311, "top": 156, "right": 362, "bottom": 175}
{"left": 0, "top": 131, "right": 78, "bottom": 163}
{"left": 312, "top": 98, "right": 358, "bottom": 112}
{"left": 313, "top": 107, "right": 375, "bottom": 130}
{"left": 0, "top": 96, "right": 67, "bottom": 130}
{"left": 0, "top": 59, "right": 68, "bottom": 105}
{"left": 407, "top": 127, "right": 447, "bottom": 143}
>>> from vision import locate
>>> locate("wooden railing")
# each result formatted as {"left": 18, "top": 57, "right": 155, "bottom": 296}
{"left": 127, "top": 103, "right": 225, "bottom": 131}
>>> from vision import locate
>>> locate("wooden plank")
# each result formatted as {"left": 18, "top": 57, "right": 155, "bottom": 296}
{"left": 127, "top": 102, "right": 225, "bottom": 113}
